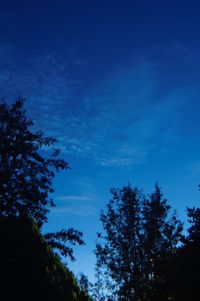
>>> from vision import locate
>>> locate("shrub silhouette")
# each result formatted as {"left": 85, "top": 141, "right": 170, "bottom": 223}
{"left": 0, "top": 216, "right": 90, "bottom": 301}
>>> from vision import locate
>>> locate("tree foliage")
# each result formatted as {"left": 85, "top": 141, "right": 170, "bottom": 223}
{"left": 95, "top": 183, "right": 183, "bottom": 301}
{"left": 186, "top": 207, "right": 200, "bottom": 245}
{"left": 0, "top": 98, "right": 69, "bottom": 227}
{"left": 77, "top": 272, "right": 91, "bottom": 294}
{"left": 141, "top": 184, "right": 183, "bottom": 300}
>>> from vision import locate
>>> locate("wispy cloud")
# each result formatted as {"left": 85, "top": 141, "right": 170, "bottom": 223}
{"left": 0, "top": 42, "right": 196, "bottom": 168}
{"left": 52, "top": 205, "right": 98, "bottom": 217}
{"left": 56, "top": 195, "right": 91, "bottom": 202}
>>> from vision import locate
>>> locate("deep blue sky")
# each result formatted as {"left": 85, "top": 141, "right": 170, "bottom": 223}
{"left": 1, "top": 0, "right": 200, "bottom": 281}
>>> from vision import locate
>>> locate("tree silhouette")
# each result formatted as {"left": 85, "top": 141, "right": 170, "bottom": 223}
{"left": 0, "top": 98, "right": 69, "bottom": 227}
{"left": 0, "top": 98, "right": 84, "bottom": 261}
{"left": 171, "top": 206, "right": 200, "bottom": 300}
{"left": 0, "top": 98, "right": 91, "bottom": 300}
{"left": 95, "top": 184, "right": 144, "bottom": 301}
{"left": 186, "top": 207, "right": 200, "bottom": 245}
{"left": 142, "top": 184, "right": 183, "bottom": 300}
{"left": 95, "top": 184, "right": 183, "bottom": 301}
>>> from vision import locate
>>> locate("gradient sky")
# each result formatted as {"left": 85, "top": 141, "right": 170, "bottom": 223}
{"left": 1, "top": 0, "right": 200, "bottom": 281}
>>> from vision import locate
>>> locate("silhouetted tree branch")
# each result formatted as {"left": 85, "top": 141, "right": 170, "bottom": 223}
{"left": 44, "top": 229, "right": 84, "bottom": 261}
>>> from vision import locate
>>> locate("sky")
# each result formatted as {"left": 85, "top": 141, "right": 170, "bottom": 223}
{"left": 1, "top": 0, "right": 200, "bottom": 281}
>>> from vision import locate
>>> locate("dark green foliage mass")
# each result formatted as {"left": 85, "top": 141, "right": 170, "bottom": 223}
{"left": 0, "top": 216, "right": 90, "bottom": 301}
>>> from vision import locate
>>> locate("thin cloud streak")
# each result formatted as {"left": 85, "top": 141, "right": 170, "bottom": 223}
{"left": 52, "top": 205, "right": 98, "bottom": 217}
{"left": 56, "top": 195, "right": 91, "bottom": 202}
